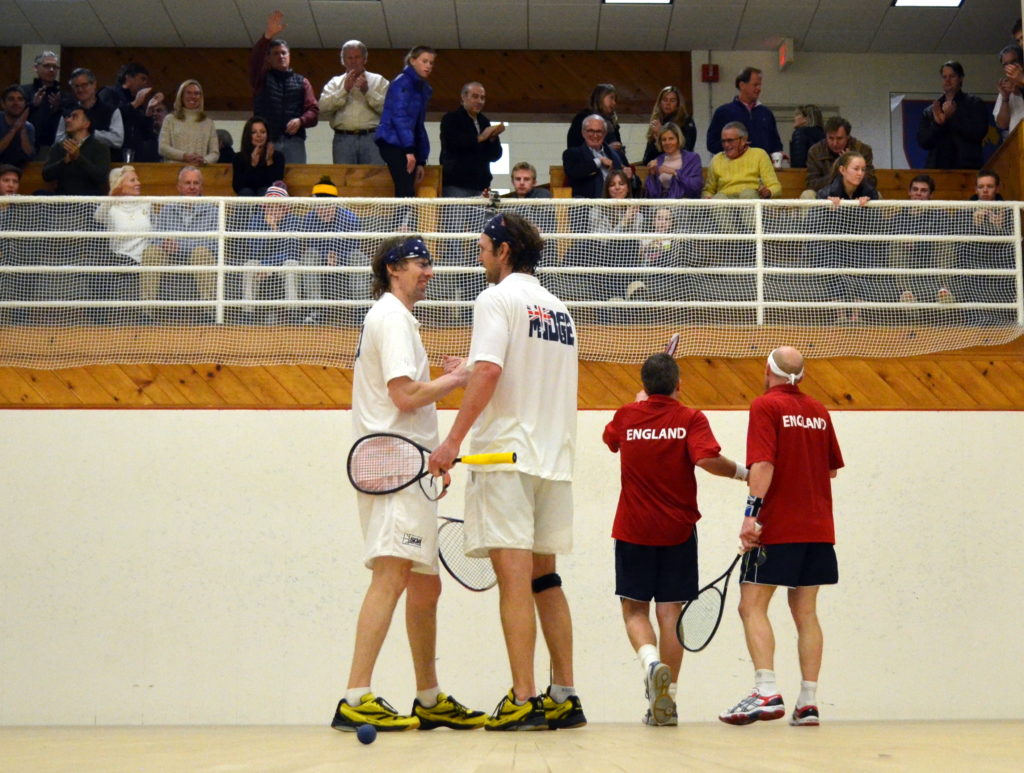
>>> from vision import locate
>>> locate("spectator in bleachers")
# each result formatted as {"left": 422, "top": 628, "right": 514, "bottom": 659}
{"left": 817, "top": 152, "right": 879, "bottom": 207}
{"left": 507, "top": 162, "right": 551, "bottom": 199}
{"left": 958, "top": 169, "right": 1013, "bottom": 323}
{"left": 94, "top": 165, "right": 160, "bottom": 322}
{"left": 149, "top": 166, "right": 217, "bottom": 311}
{"left": 319, "top": 40, "right": 389, "bottom": 165}
{"left": 19, "top": 51, "right": 63, "bottom": 159}
{"left": 706, "top": 67, "right": 783, "bottom": 165}
{"left": 299, "top": 175, "right": 366, "bottom": 323}
{"left": 55, "top": 69, "right": 123, "bottom": 154}
{"left": 376, "top": 45, "right": 435, "bottom": 198}
{"left": 99, "top": 63, "right": 163, "bottom": 163}
{"left": 562, "top": 114, "right": 627, "bottom": 199}
{"left": 250, "top": 10, "right": 319, "bottom": 164}
{"left": 592, "top": 170, "right": 643, "bottom": 231}
{"left": 440, "top": 82, "right": 505, "bottom": 198}
{"left": 42, "top": 106, "right": 110, "bottom": 196}
{"left": 159, "top": 80, "right": 219, "bottom": 166}
{"left": 0, "top": 163, "right": 20, "bottom": 196}
{"left": 907, "top": 173, "right": 936, "bottom": 201}
{"left": 889, "top": 174, "right": 950, "bottom": 306}
{"left": 240, "top": 182, "right": 302, "bottom": 322}
{"left": 702, "top": 122, "right": 780, "bottom": 199}
{"left": 217, "top": 129, "right": 236, "bottom": 165}
{"left": 642, "top": 85, "right": 697, "bottom": 161}
{"left": 232, "top": 116, "right": 285, "bottom": 196}
{"left": 916, "top": 61, "right": 989, "bottom": 170}
{"left": 805, "top": 116, "right": 875, "bottom": 193}
{"left": 788, "top": 105, "right": 824, "bottom": 169}
{"left": 994, "top": 45, "right": 1024, "bottom": 137}
{"left": 567, "top": 84, "right": 628, "bottom": 162}
{"left": 643, "top": 122, "right": 701, "bottom": 199}
{"left": 0, "top": 86, "right": 35, "bottom": 168}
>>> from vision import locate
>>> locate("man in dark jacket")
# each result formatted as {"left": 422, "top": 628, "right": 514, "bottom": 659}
{"left": 19, "top": 51, "right": 64, "bottom": 159}
{"left": 916, "top": 61, "right": 989, "bottom": 170}
{"left": 250, "top": 10, "right": 319, "bottom": 164}
{"left": 562, "top": 115, "right": 626, "bottom": 199}
{"left": 439, "top": 82, "right": 504, "bottom": 197}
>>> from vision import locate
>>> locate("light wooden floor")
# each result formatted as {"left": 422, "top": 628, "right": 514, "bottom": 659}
{"left": 1, "top": 722, "right": 1021, "bottom": 772}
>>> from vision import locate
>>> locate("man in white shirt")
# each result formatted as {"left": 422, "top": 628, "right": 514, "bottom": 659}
{"left": 995, "top": 44, "right": 1024, "bottom": 137}
{"left": 332, "top": 236, "right": 486, "bottom": 733}
{"left": 319, "top": 40, "right": 389, "bottom": 164}
{"left": 429, "top": 213, "right": 586, "bottom": 732}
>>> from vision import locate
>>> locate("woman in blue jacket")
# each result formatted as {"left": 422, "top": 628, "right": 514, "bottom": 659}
{"left": 375, "top": 46, "right": 435, "bottom": 197}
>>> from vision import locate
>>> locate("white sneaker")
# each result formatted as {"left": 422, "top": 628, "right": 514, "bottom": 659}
{"left": 644, "top": 662, "right": 675, "bottom": 726}
{"left": 719, "top": 690, "right": 786, "bottom": 725}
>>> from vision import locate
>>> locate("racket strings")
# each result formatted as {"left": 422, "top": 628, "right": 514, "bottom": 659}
{"left": 350, "top": 435, "right": 424, "bottom": 493}
{"left": 679, "top": 587, "right": 725, "bottom": 651}
{"left": 438, "top": 521, "right": 497, "bottom": 591}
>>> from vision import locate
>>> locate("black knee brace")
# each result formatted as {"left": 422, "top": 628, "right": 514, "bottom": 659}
{"left": 532, "top": 572, "right": 562, "bottom": 594}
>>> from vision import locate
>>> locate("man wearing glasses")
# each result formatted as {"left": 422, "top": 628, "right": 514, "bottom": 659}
{"left": 561, "top": 114, "right": 628, "bottom": 198}
{"left": 19, "top": 51, "right": 64, "bottom": 159}
{"left": 702, "top": 122, "right": 780, "bottom": 200}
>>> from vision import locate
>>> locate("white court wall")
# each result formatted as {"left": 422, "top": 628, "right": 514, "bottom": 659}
{"left": 212, "top": 49, "right": 1000, "bottom": 192}
{"left": 0, "top": 408, "right": 1021, "bottom": 725}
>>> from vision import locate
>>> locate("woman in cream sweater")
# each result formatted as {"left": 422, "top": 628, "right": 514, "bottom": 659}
{"left": 159, "top": 79, "right": 219, "bottom": 165}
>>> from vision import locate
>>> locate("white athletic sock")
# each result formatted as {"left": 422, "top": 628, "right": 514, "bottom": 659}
{"left": 346, "top": 687, "right": 370, "bottom": 705}
{"left": 754, "top": 669, "right": 778, "bottom": 696}
{"left": 548, "top": 683, "right": 574, "bottom": 703}
{"left": 637, "top": 644, "right": 659, "bottom": 672}
{"left": 417, "top": 686, "right": 440, "bottom": 707}
{"left": 669, "top": 683, "right": 677, "bottom": 700}
{"left": 797, "top": 680, "right": 817, "bottom": 707}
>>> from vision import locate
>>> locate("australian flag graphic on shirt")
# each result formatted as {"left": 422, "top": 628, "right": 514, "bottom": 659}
{"left": 527, "top": 304, "right": 575, "bottom": 346}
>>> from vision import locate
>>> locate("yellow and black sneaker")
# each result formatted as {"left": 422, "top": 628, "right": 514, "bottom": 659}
{"left": 331, "top": 693, "right": 420, "bottom": 732}
{"left": 541, "top": 688, "right": 588, "bottom": 730}
{"left": 484, "top": 690, "right": 548, "bottom": 731}
{"left": 412, "top": 692, "right": 487, "bottom": 730}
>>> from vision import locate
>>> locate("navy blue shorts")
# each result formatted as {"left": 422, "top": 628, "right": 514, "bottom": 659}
{"left": 738, "top": 542, "right": 838, "bottom": 588}
{"left": 615, "top": 532, "right": 698, "bottom": 603}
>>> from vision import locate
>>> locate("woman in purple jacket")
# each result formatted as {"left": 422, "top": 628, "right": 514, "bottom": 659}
{"left": 374, "top": 46, "right": 435, "bottom": 197}
{"left": 643, "top": 123, "right": 702, "bottom": 199}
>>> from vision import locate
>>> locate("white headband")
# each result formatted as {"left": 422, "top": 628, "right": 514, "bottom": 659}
{"left": 767, "top": 349, "right": 803, "bottom": 385}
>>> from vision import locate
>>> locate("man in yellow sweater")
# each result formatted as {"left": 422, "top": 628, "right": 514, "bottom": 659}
{"left": 702, "top": 122, "right": 781, "bottom": 199}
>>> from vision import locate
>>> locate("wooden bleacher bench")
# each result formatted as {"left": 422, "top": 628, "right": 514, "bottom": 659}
{"left": 549, "top": 165, "right": 982, "bottom": 201}
{"left": 18, "top": 162, "right": 442, "bottom": 198}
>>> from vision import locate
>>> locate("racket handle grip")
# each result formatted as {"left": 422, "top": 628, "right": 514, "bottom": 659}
{"left": 458, "top": 452, "right": 517, "bottom": 465}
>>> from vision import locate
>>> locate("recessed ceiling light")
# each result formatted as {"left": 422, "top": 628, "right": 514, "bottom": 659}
{"left": 891, "top": 1, "right": 963, "bottom": 8}
{"left": 604, "top": 0, "right": 673, "bottom": 5}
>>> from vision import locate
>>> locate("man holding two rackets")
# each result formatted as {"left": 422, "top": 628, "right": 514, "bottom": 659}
{"left": 720, "top": 346, "right": 844, "bottom": 727}
{"left": 603, "top": 353, "right": 747, "bottom": 726}
{"left": 332, "top": 236, "right": 487, "bottom": 732}
{"left": 428, "top": 213, "right": 586, "bottom": 731}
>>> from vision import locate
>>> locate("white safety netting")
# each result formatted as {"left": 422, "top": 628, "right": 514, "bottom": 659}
{"left": 0, "top": 196, "right": 1020, "bottom": 368}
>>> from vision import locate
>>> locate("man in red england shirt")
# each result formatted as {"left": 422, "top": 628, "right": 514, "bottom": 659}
{"left": 603, "top": 354, "right": 747, "bottom": 726}
{"left": 720, "top": 346, "right": 843, "bottom": 728}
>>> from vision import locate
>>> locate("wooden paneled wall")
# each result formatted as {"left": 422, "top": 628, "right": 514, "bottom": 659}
{"left": 0, "top": 339, "right": 1020, "bottom": 410}
{"left": 2, "top": 47, "right": 692, "bottom": 119}
{"left": 987, "top": 122, "right": 1023, "bottom": 202}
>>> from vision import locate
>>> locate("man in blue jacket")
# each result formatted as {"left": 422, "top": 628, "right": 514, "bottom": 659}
{"left": 706, "top": 67, "right": 783, "bottom": 164}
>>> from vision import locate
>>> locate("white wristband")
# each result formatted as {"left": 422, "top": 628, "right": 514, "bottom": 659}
{"left": 734, "top": 463, "right": 749, "bottom": 481}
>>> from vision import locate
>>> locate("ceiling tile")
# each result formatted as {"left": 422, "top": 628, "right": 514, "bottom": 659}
{"left": 871, "top": 7, "right": 956, "bottom": 54}
{"left": 382, "top": 0, "right": 459, "bottom": 49}
{"left": 529, "top": 3, "right": 599, "bottom": 50}
{"left": 89, "top": 0, "right": 182, "bottom": 47}
{"left": 597, "top": 4, "right": 673, "bottom": 51}
{"left": 734, "top": 0, "right": 819, "bottom": 50}
{"left": 456, "top": 1, "right": 528, "bottom": 50}
{"left": 16, "top": 0, "right": 113, "bottom": 46}
{"left": 665, "top": 0, "right": 745, "bottom": 51}
{"left": 311, "top": 0, "right": 392, "bottom": 50}
{"left": 162, "top": 1, "right": 251, "bottom": 47}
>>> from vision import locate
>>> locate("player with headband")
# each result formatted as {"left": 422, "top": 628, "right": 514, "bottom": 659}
{"left": 428, "top": 212, "right": 586, "bottom": 731}
{"left": 332, "top": 235, "right": 487, "bottom": 732}
{"left": 720, "top": 346, "right": 844, "bottom": 727}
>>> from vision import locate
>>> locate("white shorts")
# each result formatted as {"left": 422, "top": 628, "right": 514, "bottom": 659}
{"left": 357, "top": 486, "right": 439, "bottom": 574}
{"left": 463, "top": 471, "right": 573, "bottom": 558}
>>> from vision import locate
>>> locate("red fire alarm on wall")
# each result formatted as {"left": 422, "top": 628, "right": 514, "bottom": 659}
{"left": 701, "top": 64, "right": 720, "bottom": 83}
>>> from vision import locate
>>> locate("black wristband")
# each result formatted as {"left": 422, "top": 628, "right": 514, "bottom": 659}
{"left": 744, "top": 495, "right": 763, "bottom": 519}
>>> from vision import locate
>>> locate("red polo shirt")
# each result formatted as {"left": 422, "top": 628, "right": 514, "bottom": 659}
{"left": 746, "top": 385, "right": 844, "bottom": 544}
{"left": 603, "top": 394, "right": 722, "bottom": 545}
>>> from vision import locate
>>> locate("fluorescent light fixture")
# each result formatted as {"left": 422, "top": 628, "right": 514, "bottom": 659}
{"left": 604, "top": 0, "right": 672, "bottom": 5}
{"left": 891, "top": 1, "right": 963, "bottom": 7}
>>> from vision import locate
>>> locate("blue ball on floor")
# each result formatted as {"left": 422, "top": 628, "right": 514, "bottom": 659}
{"left": 357, "top": 723, "right": 377, "bottom": 744}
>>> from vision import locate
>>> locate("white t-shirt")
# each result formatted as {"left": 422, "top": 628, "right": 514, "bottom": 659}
{"left": 352, "top": 292, "right": 438, "bottom": 448}
{"left": 467, "top": 272, "right": 578, "bottom": 480}
{"left": 994, "top": 91, "right": 1024, "bottom": 135}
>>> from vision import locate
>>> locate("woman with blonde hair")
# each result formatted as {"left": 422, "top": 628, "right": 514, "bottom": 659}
{"left": 159, "top": 79, "right": 219, "bottom": 166}
{"left": 642, "top": 85, "right": 697, "bottom": 163}
{"left": 789, "top": 104, "right": 824, "bottom": 168}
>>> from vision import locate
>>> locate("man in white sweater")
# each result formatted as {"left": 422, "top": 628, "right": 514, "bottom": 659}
{"left": 318, "top": 41, "right": 389, "bottom": 164}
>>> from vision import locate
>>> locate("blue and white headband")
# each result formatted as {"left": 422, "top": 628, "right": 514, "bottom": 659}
{"left": 767, "top": 349, "right": 803, "bottom": 384}
{"left": 483, "top": 214, "right": 511, "bottom": 249}
{"left": 384, "top": 237, "right": 431, "bottom": 265}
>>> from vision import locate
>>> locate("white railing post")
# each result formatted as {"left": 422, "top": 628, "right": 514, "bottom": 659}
{"left": 215, "top": 199, "right": 226, "bottom": 324}
{"left": 754, "top": 200, "right": 765, "bottom": 326}
{"left": 1015, "top": 203, "right": 1024, "bottom": 326}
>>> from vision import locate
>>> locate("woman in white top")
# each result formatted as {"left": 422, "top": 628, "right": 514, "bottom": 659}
{"left": 94, "top": 165, "right": 162, "bottom": 318}
{"left": 159, "top": 79, "right": 219, "bottom": 166}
